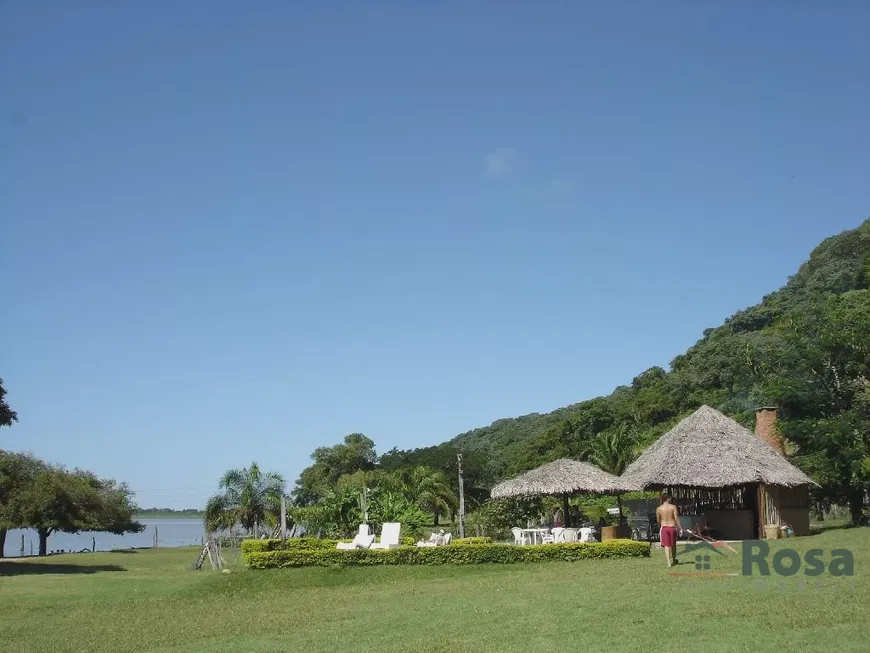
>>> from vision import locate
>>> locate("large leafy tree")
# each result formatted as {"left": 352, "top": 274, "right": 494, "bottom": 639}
{"left": 0, "top": 378, "right": 17, "bottom": 428}
{"left": 74, "top": 472, "right": 144, "bottom": 536}
{"left": 204, "top": 462, "right": 286, "bottom": 535}
{"left": 379, "top": 443, "right": 494, "bottom": 512}
{"left": 761, "top": 290, "right": 870, "bottom": 524}
{"left": 293, "top": 434, "right": 377, "bottom": 505}
{"left": 0, "top": 451, "right": 44, "bottom": 557}
{"left": 15, "top": 465, "right": 142, "bottom": 556}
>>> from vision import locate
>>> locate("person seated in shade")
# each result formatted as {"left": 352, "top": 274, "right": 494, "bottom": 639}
{"left": 416, "top": 530, "right": 449, "bottom": 547}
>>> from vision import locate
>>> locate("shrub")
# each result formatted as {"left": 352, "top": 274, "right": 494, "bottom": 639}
{"left": 467, "top": 497, "right": 546, "bottom": 540}
{"left": 453, "top": 537, "right": 492, "bottom": 545}
{"left": 242, "top": 536, "right": 415, "bottom": 554}
{"left": 369, "top": 492, "right": 429, "bottom": 540}
{"left": 244, "top": 539, "right": 649, "bottom": 568}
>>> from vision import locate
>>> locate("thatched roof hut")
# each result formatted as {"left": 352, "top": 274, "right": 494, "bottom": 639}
{"left": 621, "top": 405, "right": 813, "bottom": 489}
{"left": 491, "top": 458, "right": 638, "bottom": 499}
{"left": 620, "top": 405, "right": 814, "bottom": 539}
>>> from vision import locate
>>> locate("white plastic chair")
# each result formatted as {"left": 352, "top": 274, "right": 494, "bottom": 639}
{"left": 551, "top": 527, "right": 565, "bottom": 543}
{"left": 511, "top": 527, "right": 529, "bottom": 546}
{"left": 541, "top": 529, "right": 555, "bottom": 544}
{"left": 561, "top": 528, "right": 579, "bottom": 542}
{"left": 370, "top": 522, "right": 402, "bottom": 549}
{"left": 579, "top": 527, "right": 597, "bottom": 543}
{"left": 336, "top": 524, "right": 374, "bottom": 550}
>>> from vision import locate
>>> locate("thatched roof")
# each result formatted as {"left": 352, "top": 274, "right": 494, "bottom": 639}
{"left": 490, "top": 458, "right": 638, "bottom": 499}
{"left": 620, "top": 405, "right": 815, "bottom": 489}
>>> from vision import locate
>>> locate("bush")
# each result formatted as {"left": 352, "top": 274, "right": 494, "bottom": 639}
{"left": 240, "top": 534, "right": 492, "bottom": 556}
{"left": 241, "top": 538, "right": 339, "bottom": 555}
{"left": 453, "top": 537, "right": 492, "bottom": 545}
{"left": 244, "top": 539, "right": 649, "bottom": 568}
{"left": 467, "top": 497, "right": 546, "bottom": 540}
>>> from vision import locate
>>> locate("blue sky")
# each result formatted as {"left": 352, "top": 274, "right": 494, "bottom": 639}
{"left": 2, "top": 2, "right": 868, "bottom": 509}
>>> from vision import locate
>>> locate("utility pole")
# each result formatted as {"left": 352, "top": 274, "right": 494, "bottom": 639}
{"left": 457, "top": 453, "right": 466, "bottom": 539}
{"left": 280, "top": 496, "right": 287, "bottom": 546}
{"left": 363, "top": 487, "right": 370, "bottom": 524}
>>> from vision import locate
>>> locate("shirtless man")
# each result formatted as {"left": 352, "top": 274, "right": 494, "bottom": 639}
{"left": 656, "top": 493, "right": 683, "bottom": 567}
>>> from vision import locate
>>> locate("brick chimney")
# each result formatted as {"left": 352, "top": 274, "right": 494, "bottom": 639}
{"left": 755, "top": 407, "right": 784, "bottom": 453}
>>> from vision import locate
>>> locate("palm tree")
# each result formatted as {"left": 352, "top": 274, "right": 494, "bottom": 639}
{"left": 204, "top": 462, "right": 286, "bottom": 536}
{"left": 403, "top": 466, "right": 457, "bottom": 526}
{"left": 580, "top": 425, "right": 639, "bottom": 523}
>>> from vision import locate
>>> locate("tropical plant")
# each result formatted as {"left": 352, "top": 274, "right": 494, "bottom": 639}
{"left": 204, "top": 462, "right": 286, "bottom": 536}
{"left": 579, "top": 425, "right": 639, "bottom": 523}
{"left": 401, "top": 466, "right": 457, "bottom": 525}
{"left": 368, "top": 491, "right": 428, "bottom": 540}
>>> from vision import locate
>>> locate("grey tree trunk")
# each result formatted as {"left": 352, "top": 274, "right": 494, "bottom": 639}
{"left": 38, "top": 529, "right": 50, "bottom": 557}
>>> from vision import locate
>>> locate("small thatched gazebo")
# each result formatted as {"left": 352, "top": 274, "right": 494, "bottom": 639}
{"left": 620, "top": 405, "right": 814, "bottom": 539}
{"left": 491, "top": 459, "right": 638, "bottom": 528}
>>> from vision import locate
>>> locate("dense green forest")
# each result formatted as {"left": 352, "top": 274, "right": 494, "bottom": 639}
{"left": 297, "top": 219, "right": 869, "bottom": 525}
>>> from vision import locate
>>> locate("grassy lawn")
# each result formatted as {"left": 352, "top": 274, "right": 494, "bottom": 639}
{"left": 1, "top": 528, "right": 867, "bottom": 653}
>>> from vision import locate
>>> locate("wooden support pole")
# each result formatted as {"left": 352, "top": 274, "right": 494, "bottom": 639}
{"left": 280, "top": 496, "right": 287, "bottom": 546}
{"left": 457, "top": 454, "right": 466, "bottom": 539}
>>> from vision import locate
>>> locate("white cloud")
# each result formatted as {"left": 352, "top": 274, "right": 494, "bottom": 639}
{"left": 484, "top": 148, "right": 519, "bottom": 178}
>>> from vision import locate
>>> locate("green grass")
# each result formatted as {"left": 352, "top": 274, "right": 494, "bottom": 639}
{"left": 1, "top": 528, "right": 868, "bottom": 653}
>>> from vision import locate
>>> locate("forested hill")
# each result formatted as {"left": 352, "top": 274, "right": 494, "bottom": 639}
{"left": 443, "top": 218, "right": 870, "bottom": 483}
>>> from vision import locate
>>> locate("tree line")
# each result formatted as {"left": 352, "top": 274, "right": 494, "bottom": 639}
{"left": 204, "top": 452, "right": 460, "bottom": 541}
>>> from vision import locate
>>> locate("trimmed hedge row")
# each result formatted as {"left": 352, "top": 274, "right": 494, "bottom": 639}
{"left": 241, "top": 536, "right": 493, "bottom": 556}
{"left": 244, "top": 540, "right": 650, "bottom": 568}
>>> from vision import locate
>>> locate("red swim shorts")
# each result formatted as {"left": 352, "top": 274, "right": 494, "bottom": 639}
{"left": 660, "top": 526, "right": 678, "bottom": 547}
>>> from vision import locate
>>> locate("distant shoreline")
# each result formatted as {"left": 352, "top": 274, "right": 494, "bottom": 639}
{"left": 134, "top": 512, "right": 204, "bottom": 519}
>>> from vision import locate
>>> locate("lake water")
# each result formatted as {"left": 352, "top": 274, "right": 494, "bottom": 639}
{"left": 3, "top": 518, "right": 207, "bottom": 557}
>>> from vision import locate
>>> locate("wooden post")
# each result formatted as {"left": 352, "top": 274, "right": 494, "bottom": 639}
{"left": 92, "top": 536, "right": 96, "bottom": 553}
{"left": 280, "top": 496, "right": 287, "bottom": 546}
{"left": 562, "top": 494, "right": 571, "bottom": 528}
{"left": 757, "top": 484, "right": 767, "bottom": 539}
{"left": 457, "top": 454, "right": 466, "bottom": 539}
{"left": 20, "top": 534, "right": 25, "bottom": 556}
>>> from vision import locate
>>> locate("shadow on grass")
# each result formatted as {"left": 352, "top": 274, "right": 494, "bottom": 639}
{"left": 808, "top": 522, "right": 858, "bottom": 536}
{"left": 0, "top": 562, "right": 127, "bottom": 577}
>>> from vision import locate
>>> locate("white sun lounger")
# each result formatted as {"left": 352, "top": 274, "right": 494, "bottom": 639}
{"left": 336, "top": 524, "right": 375, "bottom": 550}
{"left": 370, "top": 522, "right": 402, "bottom": 550}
